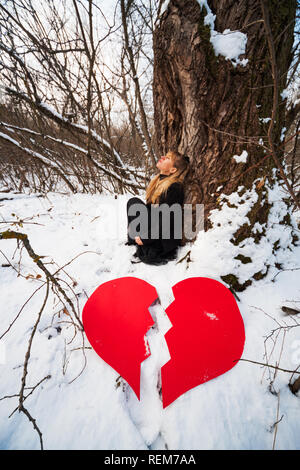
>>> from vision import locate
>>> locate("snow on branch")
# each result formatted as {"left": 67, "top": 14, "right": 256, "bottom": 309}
{"left": 3, "top": 86, "right": 131, "bottom": 172}
{"left": 0, "top": 124, "right": 144, "bottom": 191}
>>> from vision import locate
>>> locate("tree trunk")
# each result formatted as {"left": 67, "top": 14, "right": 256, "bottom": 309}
{"left": 153, "top": 0, "right": 298, "bottom": 291}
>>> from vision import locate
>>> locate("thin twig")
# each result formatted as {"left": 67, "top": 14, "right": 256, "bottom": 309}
{"left": 272, "top": 392, "right": 282, "bottom": 450}
{"left": 235, "top": 358, "right": 300, "bottom": 374}
{"left": 7, "top": 375, "right": 51, "bottom": 418}
{"left": 0, "top": 282, "right": 45, "bottom": 340}
{"left": 18, "top": 279, "right": 50, "bottom": 450}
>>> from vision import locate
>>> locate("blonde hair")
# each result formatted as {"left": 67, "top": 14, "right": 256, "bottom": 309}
{"left": 145, "top": 151, "right": 189, "bottom": 204}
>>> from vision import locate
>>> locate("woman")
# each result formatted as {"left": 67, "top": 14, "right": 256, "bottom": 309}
{"left": 126, "top": 150, "right": 190, "bottom": 265}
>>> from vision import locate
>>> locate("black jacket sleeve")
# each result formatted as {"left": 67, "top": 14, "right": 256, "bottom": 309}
{"left": 160, "top": 182, "right": 184, "bottom": 206}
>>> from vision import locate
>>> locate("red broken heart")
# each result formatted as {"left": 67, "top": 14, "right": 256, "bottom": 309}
{"left": 82, "top": 277, "right": 245, "bottom": 408}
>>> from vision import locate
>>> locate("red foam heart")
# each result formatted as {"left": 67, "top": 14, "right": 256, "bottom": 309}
{"left": 82, "top": 276, "right": 245, "bottom": 407}
{"left": 161, "top": 277, "right": 245, "bottom": 408}
{"left": 82, "top": 277, "right": 157, "bottom": 399}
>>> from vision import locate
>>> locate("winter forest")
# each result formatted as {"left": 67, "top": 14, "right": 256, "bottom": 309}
{"left": 0, "top": 0, "right": 300, "bottom": 451}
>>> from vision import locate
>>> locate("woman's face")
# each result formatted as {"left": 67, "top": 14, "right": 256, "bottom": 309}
{"left": 156, "top": 153, "right": 177, "bottom": 175}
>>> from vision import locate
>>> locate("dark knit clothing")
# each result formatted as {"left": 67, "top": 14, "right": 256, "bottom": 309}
{"left": 126, "top": 175, "right": 184, "bottom": 265}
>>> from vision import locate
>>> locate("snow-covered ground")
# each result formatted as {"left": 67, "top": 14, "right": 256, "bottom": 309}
{"left": 0, "top": 189, "right": 300, "bottom": 450}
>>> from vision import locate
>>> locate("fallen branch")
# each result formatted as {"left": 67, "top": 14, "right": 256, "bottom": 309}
{"left": 0, "top": 230, "right": 83, "bottom": 330}
{"left": 234, "top": 357, "right": 300, "bottom": 375}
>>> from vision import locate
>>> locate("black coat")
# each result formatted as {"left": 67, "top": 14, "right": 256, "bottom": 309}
{"left": 134, "top": 174, "right": 184, "bottom": 265}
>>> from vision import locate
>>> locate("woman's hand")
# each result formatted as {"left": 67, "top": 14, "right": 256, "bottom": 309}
{"left": 135, "top": 236, "right": 144, "bottom": 246}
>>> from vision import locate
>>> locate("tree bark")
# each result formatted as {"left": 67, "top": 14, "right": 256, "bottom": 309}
{"left": 153, "top": 0, "right": 298, "bottom": 290}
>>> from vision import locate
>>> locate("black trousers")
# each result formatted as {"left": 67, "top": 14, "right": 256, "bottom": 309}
{"left": 126, "top": 197, "right": 171, "bottom": 265}
{"left": 126, "top": 197, "right": 149, "bottom": 244}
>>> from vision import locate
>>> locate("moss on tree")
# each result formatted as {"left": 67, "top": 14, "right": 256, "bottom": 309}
{"left": 197, "top": 5, "right": 218, "bottom": 78}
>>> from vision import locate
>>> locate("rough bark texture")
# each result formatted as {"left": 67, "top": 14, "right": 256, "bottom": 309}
{"left": 153, "top": 0, "right": 296, "bottom": 217}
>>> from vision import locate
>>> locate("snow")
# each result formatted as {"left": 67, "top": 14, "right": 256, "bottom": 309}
{"left": 197, "top": 0, "right": 248, "bottom": 67}
{"left": 0, "top": 184, "right": 300, "bottom": 450}
{"left": 280, "top": 127, "right": 287, "bottom": 142}
{"left": 210, "top": 30, "right": 248, "bottom": 67}
{"left": 205, "top": 312, "right": 218, "bottom": 321}
{"left": 233, "top": 150, "right": 248, "bottom": 164}
{"left": 0, "top": 131, "right": 65, "bottom": 171}
{"left": 159, "top": 0, "right": 170, "bottom": 17}
{"left": 260, "top": 117, "right": 272, "bottom": 124}
{"left": 0, "top": 132, "right": 20, "bottom": 147}
{"left": 281, "top": 76, "right": 300, "bottom": 109}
